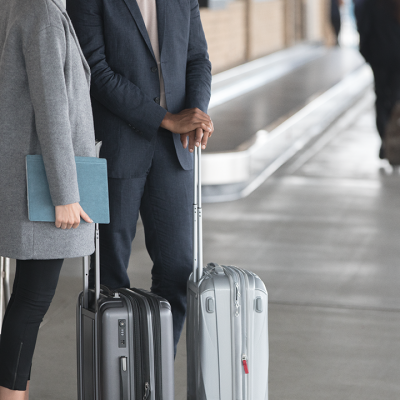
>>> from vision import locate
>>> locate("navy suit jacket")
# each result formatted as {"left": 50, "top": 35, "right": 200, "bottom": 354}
{"left": 67, "top": 0, "right": 212, "bottom": 176}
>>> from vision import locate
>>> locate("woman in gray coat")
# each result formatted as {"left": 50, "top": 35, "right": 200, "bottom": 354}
{"left": 0, "top": 0, "right": 96, "bottom": 397}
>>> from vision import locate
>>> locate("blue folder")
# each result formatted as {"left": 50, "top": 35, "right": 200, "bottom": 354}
{"left": 26, "top": 155, "right": 110, "bottom": 224}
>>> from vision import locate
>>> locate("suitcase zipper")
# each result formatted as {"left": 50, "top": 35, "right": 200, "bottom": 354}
{"left": 238, "top": 268, "right": 252, "bottom": 400}
{"left": 235, "top": 283, "right": 240, "bottom": 317}
{"left": 227, "top": 266, "right": 249, "bottom": 399}
{"left": 132, "top": 289, "right": 163, "bottom": 400}
{"left": 219, "top": 266, "right": 239, "bottom": 400}
{"left": 143, "top": 382, "right": 150, "bottom": 400}
{"left": 119, "top": 290, "right": 150, "bottom": 400}
{"left": 135, "top": 293, "right": 152, "bottom": 400}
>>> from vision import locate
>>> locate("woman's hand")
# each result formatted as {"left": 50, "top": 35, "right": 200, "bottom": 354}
{"left": 55, "top": 203, "right": 93, "bottom": 229}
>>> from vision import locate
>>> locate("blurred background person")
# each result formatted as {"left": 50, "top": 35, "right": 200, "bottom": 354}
{"left": 331, "top": 0, "right": 344, "bottom": 45}
{"left": 355, "top": 0, "right": 400, "bottom": 159}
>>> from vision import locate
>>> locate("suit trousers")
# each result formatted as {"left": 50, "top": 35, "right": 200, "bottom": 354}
{"left": 90, "top": 131, "right": 193, "bottom": 352}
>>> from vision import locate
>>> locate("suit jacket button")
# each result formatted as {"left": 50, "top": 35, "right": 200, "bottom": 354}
{"left": 154, "top": 97, "right": 160, "bottom": 104}
{"left": 151, "top": 66, "right": 158, "bottom": 73}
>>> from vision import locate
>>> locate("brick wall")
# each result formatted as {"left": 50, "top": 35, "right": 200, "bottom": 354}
{"left": 200, "top": 0, "right": 330, "bottom": 74}
{"left": 200, "top": 1, "right": 247, "bottom": 74}
{"left": 248, "top": 0, "right": 285, "bottom": 60}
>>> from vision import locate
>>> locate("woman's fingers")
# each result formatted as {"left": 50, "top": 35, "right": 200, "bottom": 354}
{"left": 55, "top": 203, "right": 93, "bottom": 230}
{"left": 79, "top": 206, "right": 93, "bottom": 225}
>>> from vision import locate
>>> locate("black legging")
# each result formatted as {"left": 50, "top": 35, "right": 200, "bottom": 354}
{"left": 0, "top": 259, "right": 63, "bottom": 390}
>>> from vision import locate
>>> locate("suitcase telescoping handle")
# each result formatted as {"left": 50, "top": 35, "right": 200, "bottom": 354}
{"left": 82, "top": 224, "right": 100, "bottom": 312}
{"left": 193, "top": 146, "right": 203, "bottom": 282}
{"left": 82, "top": 142, "right": 102, "bottom": 312}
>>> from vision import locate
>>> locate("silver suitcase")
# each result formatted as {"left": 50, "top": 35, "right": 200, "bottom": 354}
{"left": 186, "top": 147, "right": 269, "bottom": 400}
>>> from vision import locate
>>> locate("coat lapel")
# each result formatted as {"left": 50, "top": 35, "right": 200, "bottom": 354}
{"left": 155, "top": 0, "right": 166, "bottom": 56}
{"left": 66, "top": 19, "right": 91, "bottom": 78}
{"left": 122, "top": 0, "right": 156, "bottom": 61}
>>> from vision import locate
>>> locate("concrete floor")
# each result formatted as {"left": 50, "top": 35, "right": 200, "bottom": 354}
{"left": 7, "top": 90, "right": 400, "bottom": 399}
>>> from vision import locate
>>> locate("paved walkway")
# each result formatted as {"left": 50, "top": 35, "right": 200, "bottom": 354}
{"left": 12, "top": 88, "right": 400, "bottom": 399}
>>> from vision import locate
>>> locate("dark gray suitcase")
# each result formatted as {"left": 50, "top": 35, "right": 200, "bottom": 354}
{"left": 77, "top": 224, "right": 175, "bottom": 400}
{"left": 186, "top": 147, "right": 269, "bottom": 400}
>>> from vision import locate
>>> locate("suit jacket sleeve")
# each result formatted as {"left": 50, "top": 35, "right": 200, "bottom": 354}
{"left": 185, "top": 0, "right": 212, "bottom": 113}
{"left": 24, "top": 25, "right": 80, "bottom": 207}
{"left": 67, "top": 0, "right": 167, "bottom": 142}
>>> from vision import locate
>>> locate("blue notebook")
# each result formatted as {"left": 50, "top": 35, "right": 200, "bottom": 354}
{"left": 26, "top": 155, "right": 110, "bottom": 224}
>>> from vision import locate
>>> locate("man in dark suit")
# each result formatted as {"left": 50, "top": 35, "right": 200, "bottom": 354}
{"left": 67, "top": 0, "right": 213, "bottom": 352}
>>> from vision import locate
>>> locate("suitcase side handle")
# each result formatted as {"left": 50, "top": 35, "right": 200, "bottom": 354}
{"left": 120, "top": 356, "right": 129, "bottom": 400}
{"left": 193, "top": 146, "right": 203, "bottom": 282}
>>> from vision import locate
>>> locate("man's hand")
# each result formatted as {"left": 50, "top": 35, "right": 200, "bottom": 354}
{"left": 55, "top": 203, "right": 93, "bottom": 229}
{"left": 161, "top": 108, "right": 213, "bottom": 136}
{"left": 160, "top": 108, "right": 214, "bottom": 152}
{"left": 180, "top": 124, "right": 214, "bottom": 153}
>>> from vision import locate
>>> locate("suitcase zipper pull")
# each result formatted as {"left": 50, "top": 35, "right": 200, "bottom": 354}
{"left": 242, "top": 355, "right": 249, "bottom": 374}
{"left": 143, "top": 382, "right": 150, "bottom": 400}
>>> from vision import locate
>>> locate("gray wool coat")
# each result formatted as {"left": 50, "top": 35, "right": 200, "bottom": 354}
{"left": 0, "top": 0, "right": 96, "bottom": 259}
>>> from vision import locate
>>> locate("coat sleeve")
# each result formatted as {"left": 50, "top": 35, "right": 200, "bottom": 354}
{"left": 185, "top": 0, "right": 212, "bottom": 113}
{"left": 24, "top": 25, "right": 80, "bottom": 207}
{"left": 67, "top": 0, "right": 167, "bottom": 142}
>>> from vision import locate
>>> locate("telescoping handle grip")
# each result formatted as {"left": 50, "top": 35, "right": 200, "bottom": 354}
{"left": 193, "top": 146, "right": 203, "bottom": 283}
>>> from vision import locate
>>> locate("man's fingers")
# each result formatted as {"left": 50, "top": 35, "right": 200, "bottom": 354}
{"left": 201, "top": 130, "right": 211, "bottom": 149}
{"left": 188, "top": 130, "right": 195, "bottom": 153}
{"left": 180, "top": 133, "right": 189, "bottom": 149}
{"left": 195, "top": 128, "right": 203, "bottom": 148}
{"left": 209, "top": 120, "right": 214, "bottom": 137}
{"left": 201, "top": 122, "right": 212, "bottom": 132}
